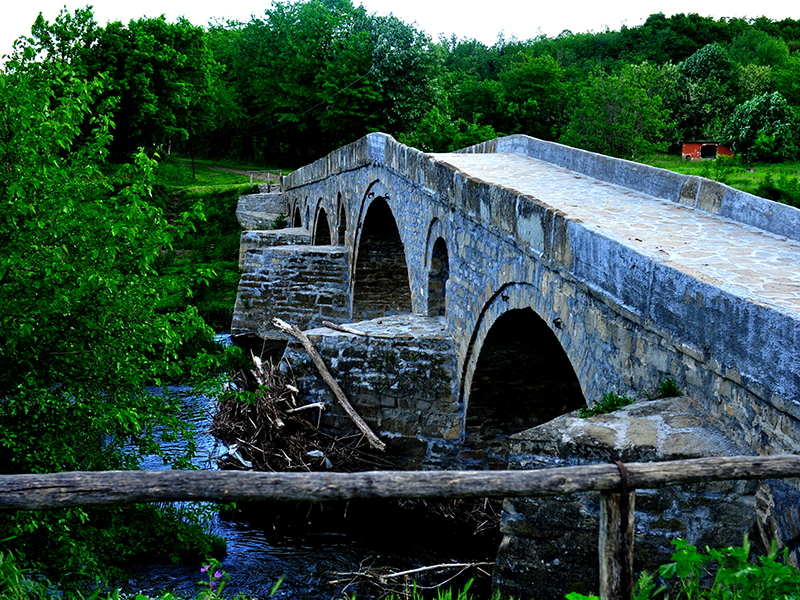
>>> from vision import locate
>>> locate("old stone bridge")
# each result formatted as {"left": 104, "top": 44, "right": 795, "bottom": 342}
{"left": 232, "top": 133, "right": 800, "bottom": 597}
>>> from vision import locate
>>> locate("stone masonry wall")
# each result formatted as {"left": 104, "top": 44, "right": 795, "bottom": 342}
{"left": 495, "top": 397, "right": 760, "bottom": 600}
{"left": 281, "top": 315, "right": 461, "bottom": 470}
{"left": 231, "top": 246, "right": 349, "bottom": 341}
{"left": 238, "top": 228, "right": 311, "bottom": 269}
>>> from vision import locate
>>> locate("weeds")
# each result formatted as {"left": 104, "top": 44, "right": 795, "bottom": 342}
{"left": 650, "top": 378, "right": 682, "bottom": 399}
{"left": 578, "top": 391, "right": 636, "bottom": 417}
{"left": 564, "top": 536, "right": 800, "bottom": 600}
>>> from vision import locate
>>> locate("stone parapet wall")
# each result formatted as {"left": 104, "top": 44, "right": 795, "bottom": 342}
{"left": 238, "top": 228, "right": 311, "bottom": 269}
{"left": 282, "top": 315, "right": 462, "bottom": 469}
{"left": 236, "top": 191, "right": 287, "bottom": 230}
{"left": 231, "top": 245, "right": 349, "bottom": 341}
{"left": 495, "top": 397, "right": 762, "bottom": 600}
{"left": 461, "top": 135, "right": 800, "bottom": 243}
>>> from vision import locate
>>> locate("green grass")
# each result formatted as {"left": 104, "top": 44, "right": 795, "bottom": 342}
{"left": 638, "top": 154, "right": 800, "bottom": 207}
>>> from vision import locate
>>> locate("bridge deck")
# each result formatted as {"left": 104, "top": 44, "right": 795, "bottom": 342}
{"left": 432, "top": 152, "right": 800, "bottom": 319}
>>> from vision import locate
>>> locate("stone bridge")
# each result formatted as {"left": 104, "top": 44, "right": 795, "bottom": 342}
{"left": 231, "top": 133, "right": 800, "bottom": 597}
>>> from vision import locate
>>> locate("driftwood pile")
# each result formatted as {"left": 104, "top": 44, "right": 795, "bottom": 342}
{"left": 210, "top": 353, "right": 389, "bottom": 472}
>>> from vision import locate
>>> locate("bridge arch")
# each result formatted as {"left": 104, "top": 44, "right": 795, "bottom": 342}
{"left": 424, "top": 219, "right": 450, "bottom": 317}
{"left": 314, "top": 206, "right": 332, "bottom": 245}
{"left": 292, "top": 203, "right": 302, "bottom": 228}
{"left": 337, "top": 195, "right": 347, "bottom": 245}
{"left": 352, "top": 197, "right": 412, "bottom": 320}
{"left": 460, "top": 283, "right": 586, "bottom": 458}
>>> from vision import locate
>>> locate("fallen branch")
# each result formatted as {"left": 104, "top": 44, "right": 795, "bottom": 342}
{"left": 273, "top": 318, "right": 386, "bottom": 451}
{"left": 286, "top": 402, "right": 326, "bottom": 414}
{"left": 379, "top": 562, "right": 494, "bottom": 580}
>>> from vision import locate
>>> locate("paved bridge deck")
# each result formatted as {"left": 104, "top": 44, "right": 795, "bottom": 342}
{"left": 432, "top": 152, "right": 800, "bottom": 318}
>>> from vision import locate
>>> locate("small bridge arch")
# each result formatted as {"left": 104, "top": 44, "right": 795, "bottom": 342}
{"left": 351, "top": 196, "right": 412, "bottom": 320}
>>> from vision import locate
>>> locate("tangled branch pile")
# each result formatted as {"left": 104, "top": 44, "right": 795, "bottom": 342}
{"left": 210, "top": 354, "right": 388, "bottom": 472}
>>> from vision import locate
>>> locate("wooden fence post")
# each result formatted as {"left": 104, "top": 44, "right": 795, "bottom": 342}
{"left": 599, "top": 462, "right": 635, "bottom": 600}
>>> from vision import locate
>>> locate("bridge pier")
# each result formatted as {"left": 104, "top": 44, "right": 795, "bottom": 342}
{"left": 282, "top": 315, "right": 463, "bottom": 470}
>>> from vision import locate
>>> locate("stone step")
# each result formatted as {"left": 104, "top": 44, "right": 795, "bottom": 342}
{"left": 238, "top": 228, "right": 311, "bottom": 269}
{"left": 237, "top": 192, "right": 286, "bottom": 216}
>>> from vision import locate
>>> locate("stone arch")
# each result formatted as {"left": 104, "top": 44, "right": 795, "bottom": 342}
{"left": 352, "top": 197, "right": 412, "bottom": 320}
{"left": 427, "top": 238, "right": 449, "bottom": 316}
{"left": 314, "top": 207, "right": 332, "bottom": 245}
{"left": 337, "top": 196, "right": 347, "bottom": 246}
{"left": 460, "top": 283, "right": 586, "bottom": 465}
{"left": 292, "top": 204, "right": 302, "bottom": 227}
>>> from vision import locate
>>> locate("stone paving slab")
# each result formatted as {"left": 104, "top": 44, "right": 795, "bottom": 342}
{"left": 432, "top": 152, "right": 800, "bottom": 319}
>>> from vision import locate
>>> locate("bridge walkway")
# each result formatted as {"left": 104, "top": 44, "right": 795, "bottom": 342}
{"left": 432, "top": 152, "right": 800, "bottom": 319}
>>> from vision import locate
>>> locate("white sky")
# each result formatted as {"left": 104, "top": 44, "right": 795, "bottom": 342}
{"left": 2, "top": 0, "right": 797, "bottom": 61}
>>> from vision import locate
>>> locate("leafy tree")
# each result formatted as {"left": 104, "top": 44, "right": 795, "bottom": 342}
{"left": 773, "top": 54, "right": 800, "bottom": 107}
{"left": 17, "top": 7, "right": 223, "bottom": 159}
{"left": 559, "top": 66, "right": 671, "bottom": 158}
{"left": 729, "top": 28, "right": 790, "bottom": 67}
{"left": 499, "top": 54, "right": 566, "bottom": 139}
{"left": 398, "top": 106, "right": 496, "bottom": 152}
{"left": 0, "top": 40, "right": 222, "bottom": 583}
{"left": 679, "top": 42, "right": 734, "bottom": 84}
{"left": 723, "top": 91, "right": 797, "bottom": 162}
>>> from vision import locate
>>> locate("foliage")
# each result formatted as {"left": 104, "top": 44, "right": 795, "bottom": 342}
{"left": 0, "top": 35, "right": 226, "bottom": 589}
{"left": 565, "top": 571, "right": 662, "bottom": 600}
{"left": 652, "top": 378, "right": 683, "bottom": 399}
{"left": 398, "top": 107, "right": 497, "bottom": 152}
{"left": 565, "top": 537, "right": 800, "bottom": 600}
{"left": 559, "top": 66, "right": 671, "bottom": 158}
{"left": 0, "top": 553, "right": 263, "bottom": 599}
{"left": 659, "top": 536, "right": 800, "bottom": 599}
{"left": 578, "top": 391, "right": 636, "bottom": 418}
{"left": 15, "top": 7, "right": 223, "bottom": 160}
{"left": 723, "top": 92, "right": 798, "bottom": 162}
{"left": 679, "top": 43, "right": 734, "bottom": 84}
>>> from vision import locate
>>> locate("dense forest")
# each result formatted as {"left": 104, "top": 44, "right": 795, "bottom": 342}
{"left": 7, "top": 0, "right": 799, "bottom": 166}
{"left": 1, "top": 0, "right": 800, "bottom": 595}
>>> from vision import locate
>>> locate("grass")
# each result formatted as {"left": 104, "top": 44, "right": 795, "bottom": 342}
{"left": 638, "top": 154, "right": 800, "bottom": 207}
{"left": 150, "top": 158, "right": 275, "bottom": 332}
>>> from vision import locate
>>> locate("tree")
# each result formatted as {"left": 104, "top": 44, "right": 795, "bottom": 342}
{"left": 679, "top": 42, "right": 734, "bottom": 84}
{"left": 499, "top": 54, "right": 566, "bottom": 139}
{"left": 723, "top": 91, "right": 797, "bottom": 162}
{"left": 17, "top": 8, "right": 223, "bottom": 159}
{"left": 559, "top": 66, "right": 671, "bottom": 158}
{"left": 0, "top": 43, "right": 221, "bottom": 582}
{"left": 729, "top": 29, "right": 790, "bottom": 68}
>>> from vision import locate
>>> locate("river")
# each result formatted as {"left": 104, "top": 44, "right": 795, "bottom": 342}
{"left": 126, "top": 369, "right": 497, "bottom": 599}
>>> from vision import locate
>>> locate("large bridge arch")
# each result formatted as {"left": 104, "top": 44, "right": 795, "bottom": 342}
{"left": 460, "top": 283, "right": 587, "bottom": 450}
{"left": 351, "top": 196, "right": 412, "bottom": 320}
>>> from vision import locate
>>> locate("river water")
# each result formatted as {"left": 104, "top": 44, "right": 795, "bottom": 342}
{"left": 127, "top": 374, "right": 497, "bottom": 599}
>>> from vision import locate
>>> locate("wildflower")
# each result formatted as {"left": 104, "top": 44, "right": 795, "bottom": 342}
{"left": 201, "top": 565, "right": 210, "bottom": 573}
{"left": 214, "top": 570, "right": 223, "bottom": 579}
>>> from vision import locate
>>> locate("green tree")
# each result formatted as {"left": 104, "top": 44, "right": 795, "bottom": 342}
{"left": 18, "top": 7, "right": 223, "bottom": 159}
{"left": 0, "top": 43, "right": 221, "bottom": 583}
{"left": 729, "top": 28, "right": 790, "bottom": 68}
{"left": 559, "top": 66, "right": 671, "bottom": 158}
{"left": 499, "top": 54, "right": 566, "bottom": 139}
{"left": 398, "top": 106, "right": 496, "bottom": 152}
{"left": 723, "top": 91, "right": 797, "bottom": 162}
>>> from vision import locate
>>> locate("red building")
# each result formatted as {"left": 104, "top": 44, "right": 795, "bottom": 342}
{"left": 681, "top": 141, "right": 733, "bottom": 160}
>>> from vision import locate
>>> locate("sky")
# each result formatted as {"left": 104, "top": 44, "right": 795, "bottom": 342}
{"left": 1, "top": 0, "right": 797, "bottom": 60}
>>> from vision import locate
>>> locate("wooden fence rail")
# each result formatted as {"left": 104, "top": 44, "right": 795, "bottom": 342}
{"left": 3, "top": 454, "right": 800, "bottom": 599}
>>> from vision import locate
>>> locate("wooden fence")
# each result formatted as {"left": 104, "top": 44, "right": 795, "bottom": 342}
{"left": 3, "top": 455, "right": 800, "bottom": 600}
